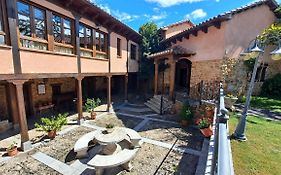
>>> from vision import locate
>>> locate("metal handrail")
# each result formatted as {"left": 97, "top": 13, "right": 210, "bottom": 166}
{"left": 209, "top": 82, "right": 234, "bottom": 175}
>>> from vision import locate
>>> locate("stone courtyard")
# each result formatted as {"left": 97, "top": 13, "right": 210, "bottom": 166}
{"left": 0, "top": 103, "right": 208, "bottom": 175}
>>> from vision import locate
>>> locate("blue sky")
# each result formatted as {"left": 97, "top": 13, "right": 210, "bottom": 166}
{"left": 90, "top": 0, "right": 281, "bottom": 31}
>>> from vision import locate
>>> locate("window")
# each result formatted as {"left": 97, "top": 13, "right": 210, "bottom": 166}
{"left": 52, "top": 14, "right": 73, "bottom": 54}
{"left": 17, "top": 1, "right": 47, "bottom": 50}
{"left": 255, "top": 63, "right": 268, "bottom": 82}
{"left": 130, "top": 44, "right": 137, "bottom": 60}
{"left": 0, "top": 0, "right": 6, "bottom": 45}
{"left": 117, "top": 38, "right": 121, "bottom": 57}
{"left": 95, "top": 30, "right": 108, "bottom": 59}
{"left": 79, "top": 23, "right": 93, "bottom": 57}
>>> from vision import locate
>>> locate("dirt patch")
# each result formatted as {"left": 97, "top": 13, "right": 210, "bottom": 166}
{"left": 139, "top": 121, "right": 204, "bottom": 151}
{"left": 0, "top": 152, "right": 61, "bottom": 175}
{"left": 88, "top": 114, "right": 143, "bottom": 129}
{"left": 36, "top": 126, "right": 94, "bottom": 164}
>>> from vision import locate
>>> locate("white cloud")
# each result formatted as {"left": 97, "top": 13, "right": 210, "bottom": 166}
{"left": 145, "top": 0, "right": 204, "bottom": 7}
{"left": 112, "top": 10, "right": 139, "bottom": 22}
{"left": 99, "top": 4, "right": 111, "bottom": 14}
{"left": 151, "top": 12, "right": 167, "bottom": 21}
{"left": 185, "top": 9, "right": 207, "bottom": 20}
{"left": 215, "top": 0, "right": 220, "bottom": 2}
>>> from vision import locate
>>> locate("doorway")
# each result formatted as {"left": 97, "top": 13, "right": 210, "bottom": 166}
{"left": 175, "top": 59, "right": 192, "bottom": 94}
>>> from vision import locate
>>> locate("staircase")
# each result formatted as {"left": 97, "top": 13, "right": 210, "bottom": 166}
{"left": 144, "top": 95, "right": 173, "bottom": 114}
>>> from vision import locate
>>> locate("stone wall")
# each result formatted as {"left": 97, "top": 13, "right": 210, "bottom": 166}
{"left": 0, "top": 85, "right": 8, "bottom": 121}
{"left": 31, "top": 78, "right": 76, "bottom": 112}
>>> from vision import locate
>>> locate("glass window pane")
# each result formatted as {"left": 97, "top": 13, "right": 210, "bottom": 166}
{"left": 53, "top": 15, "right": 62, "bottom": 43}
{"left": 0, "top": 35, "right": 5, "bottom": 45}
{"left": 18, "top": 13, "right": 31, "bottom": 37}
{"left": 20, "top": 38, "right": 47, "bottom": 50}
{"left": 100, "top": 33, "right": 105, "bottom": 52}
{"left": 17, "top": 2, "right": 30, "bottom": 15}
{"left": 85, "top": 27, "right": 92, "bottom": 48}
{"left": 63, "top": 19, "right": 71, "bottom": 44}
{"left": 96, "top": 32, "right": 100, "bottom": 51}
{"left": 79, "top": 25, "right": 85, "bottom": 48}
{"left": 34, "top": 8, "right": 45, "bottom": 39}
{"left": 0, "top": 3, "right": 3, "bottom": 32}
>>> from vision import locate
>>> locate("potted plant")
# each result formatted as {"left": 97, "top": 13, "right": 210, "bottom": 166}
{"left": 198, "top": 118, "right": 213, "bottom": 137}
{"left": 35, "top": 113, "right": 68, "bottom": 139}
{"left": 179, "top": 104, "right": 193, "bottom": 127}
{"left": 194, "top": 111, "right": 204, "bottom": 125}
{"left": 85, "top": 98, "right": 101, "bottom": 120}
{"left": 6, "top": 141, "right": 18, "bottom": 156}
{"left": 205, "top": 106, "right": 214, "bottom": 123}
{"left": 224, "top": 94, "right": 238, "bottom": 110}
{"left": 103, "top": 123, "right": 115, "bottom": 134}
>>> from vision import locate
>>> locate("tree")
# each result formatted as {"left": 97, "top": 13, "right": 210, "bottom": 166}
{"left": 138, "top": 22, "right": 160, "bottom": 80}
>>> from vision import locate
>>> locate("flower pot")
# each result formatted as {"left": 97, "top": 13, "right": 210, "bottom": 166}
{"left": 224, "top": 97, "right": 238, "bottom": 109}
{"left": 194, "top": 117, "right": 202, "bottom": 125}
{"left": 205, "top": 109, "right": 214, "bottom": 118}
{"left": 90, "top": 111, "right": 97, "bottom": 120}
{"left": 200, "top": 126, "right": 213, "bottom": 137}
{"left": 103, "top": 128, "right": 114, "bottom": 134}
{"left": 181, "top": 120, "right": 188, "bottom": 127}
{"left": 48, "top": 130, "right": 56, "bottom": 139}
{"left": 7, "top": 146, "right": 18, "bottom": 156}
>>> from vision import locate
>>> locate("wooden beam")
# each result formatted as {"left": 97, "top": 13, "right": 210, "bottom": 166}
{"left": 214, "top": 22, "right": 221, "bottom": 29}
{"left": 192, "top": 30, "right": 198, "bottom": 37}
{"left": 202, "top": 27, "right": 208, "bottom": 33}
{"left": 184, "top": 34, "right": 190, "bottom": 39}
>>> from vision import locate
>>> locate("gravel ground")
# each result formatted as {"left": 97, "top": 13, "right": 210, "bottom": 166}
{"left": 88, "top": 113, "right": 143, "bottom": 129}
{"left": 0, "top": 151, "right": 61, "bottom": 175}
{"left": 36, "top": 126, "right": 94, "bottom": 164}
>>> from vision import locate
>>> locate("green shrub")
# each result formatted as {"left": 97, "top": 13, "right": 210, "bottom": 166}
{"left": 35, "top": 113, "right": 68, "bottom": 132}
{"left": 85, "top": 98, "right": 101, "bottom": 113}
{"left": 261, "top": 74, "right": 281, "bottom": 97}
{"left": 180, "top": 104, "right": 193, "bottom": 121}
{"left": 198, "top": 118, "right": 210, "bottom": 129}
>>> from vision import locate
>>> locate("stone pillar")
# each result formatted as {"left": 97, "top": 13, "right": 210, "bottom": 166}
{"left": 107, "top": 75, "right": 113, "bottom": 112}
{"left": 154, "top": 61, "right": 159, "bottom": 95}
{"left": 124, "top": 74, "right": 128, "bottom": 103}
{"left": 76, "top": 77, "right": 84, "bottom": 124}
{"left": 169, "top": 61, "right": 176, "bottom": 100}
{"left": 10, "top": 80, "right": 32, "bottom": 151}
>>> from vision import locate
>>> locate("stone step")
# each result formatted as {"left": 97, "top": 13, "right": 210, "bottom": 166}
{"left": 144, "top": 102, "right": 160, "bottom": 114}
{"left": 146, "top": 101, "right": 161, "bottom": 110}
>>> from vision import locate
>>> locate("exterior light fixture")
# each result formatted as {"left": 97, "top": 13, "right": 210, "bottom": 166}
{"left": 270, "top": 43, "right": 281, "bottom": 60}
{"left": 248, "top": 42, "right": 264, "bottom": 58}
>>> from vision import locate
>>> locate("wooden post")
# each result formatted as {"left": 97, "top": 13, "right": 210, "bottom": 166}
{"left": 169, "top": 61, "right": 176, "bottom": 100}
{"left": 10, "top": 80, "right": 32, "bottom": 151}
{"left": 124, "top": 74, "right": 128, "bottom": 103}
{"left": 76, "top": 77, "right": 84, "bottom": 124}
{"left": 7, "top": 83, "right": 19, "bottom": 129}
{"left": 154, "top": 61, "right": 159, "bottom": 95}
{"left": 107, "top": 75, "right": 112, "bottom": 112}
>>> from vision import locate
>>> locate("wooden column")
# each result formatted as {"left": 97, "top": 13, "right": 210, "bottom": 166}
{"left": 10, "top": 80, "right": 32, "bottom": 151}
{"left": 7, "top": 83, "right": 19, "bottom": 128}
{"left": 107, "top": 75, "right": 112, "bottom": 112}
{"left": 154, "top": 61, "right": 159, "bottom": 95}
{"left": 76, "top": 77, "right": 84, "bottom": 124}
{"left": 169, "top": 61, "right": 176, "bottom": 100}
{"left": 124, "top": 74, "right": 128, "bottom": 103}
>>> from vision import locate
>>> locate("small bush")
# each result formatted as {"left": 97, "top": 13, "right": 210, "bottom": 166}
{"left": 35, "top": 113, "right": 68, "bottom": 132}
{"left": 180, "top": 104, "right": 193, "bottom": 121}
{"left": 261, "top": 74, "right": 281, "bottom": 97}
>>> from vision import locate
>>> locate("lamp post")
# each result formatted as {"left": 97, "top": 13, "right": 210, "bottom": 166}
{"left": 233, "top": 37, "right": 281, "bottom": 141}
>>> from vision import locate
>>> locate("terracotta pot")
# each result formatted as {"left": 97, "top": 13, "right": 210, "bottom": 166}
{"left": 200, "top": 126, "right": 213, "bottom": 137}
{"left": 48, "top": 130, "right": 56, "bottom": 139}
{"left": 181, "top": 120, "right": 188, "bottom": 127}
{"left": 194, "top": 118, "right": 202, "bottom": 125}
{"left": 7, "top": 146, "right": 18, "bottom": 156}
{"left": 90, "top": 111, "right": 97, "bottom": 120}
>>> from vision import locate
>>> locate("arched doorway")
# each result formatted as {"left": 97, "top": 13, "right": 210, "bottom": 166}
{"left": 175, "top": 59, "right": 192, "bottom": 94}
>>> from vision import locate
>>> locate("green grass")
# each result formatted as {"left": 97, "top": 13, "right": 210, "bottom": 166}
{"left": 238, "top": 96, "right": 281, "bottom": 113}
{"left": 229, "top": 113, "right": 281, "bottom": 175}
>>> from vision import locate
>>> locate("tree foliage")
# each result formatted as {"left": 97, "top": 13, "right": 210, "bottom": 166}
{"left": 138, "top": 22, "right": 160, "bottom": 79}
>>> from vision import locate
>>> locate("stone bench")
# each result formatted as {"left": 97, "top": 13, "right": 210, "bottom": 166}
{"left": 74, "top": 130, "right": 101, "bottom": 158}
{"left": 87, "top": 148, "right": 138, "bottom": 175}
{"left": 122, "top": 128, "right": 142, "bottom": 148}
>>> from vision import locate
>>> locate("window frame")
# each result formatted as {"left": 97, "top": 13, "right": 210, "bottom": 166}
{"left": 95, "top": 30, "right": 108, "bottom": 55}
{"left": 117, "top": 38, "right": 121, "bottom": 57}
{"left": 16, "top": 1, "right": 48, "bottom": 49}
{"left": 130, "top": 43, "right": 137, "bottom": 60}
{"left": 79, "top": 23, "right": 94, "bottom": 58}
{"left": 0, "top": 0, "right": 8, "bottom": 45}
{"left": 52, "top": 13, "right": 74, "bottom": 48}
